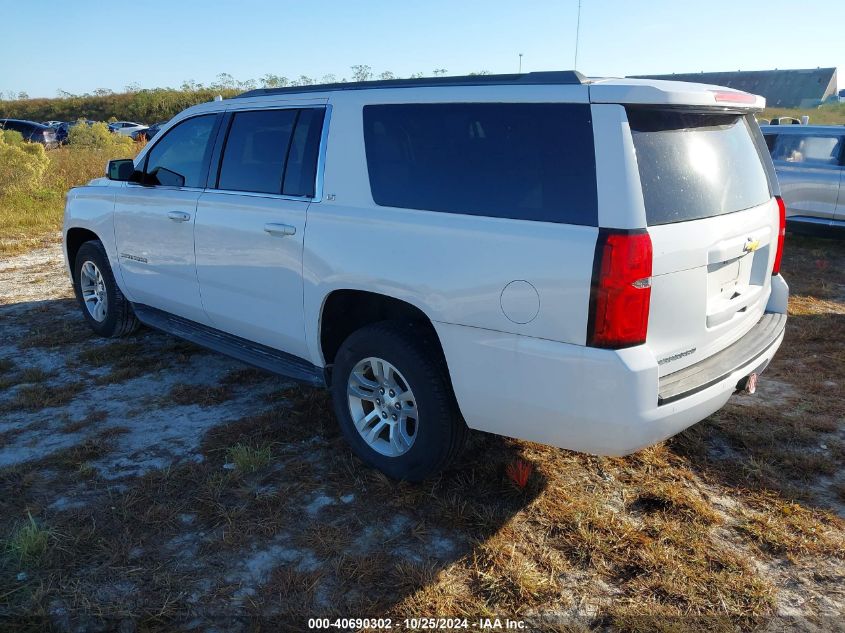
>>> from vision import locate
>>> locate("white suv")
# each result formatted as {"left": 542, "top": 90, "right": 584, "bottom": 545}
{"left": 63, "top": 71, "right": 788, "bottom": 480}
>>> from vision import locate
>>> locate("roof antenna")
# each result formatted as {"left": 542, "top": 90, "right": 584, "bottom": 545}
{"left": 573, "top": 0, "right": 582, "bottom": 70}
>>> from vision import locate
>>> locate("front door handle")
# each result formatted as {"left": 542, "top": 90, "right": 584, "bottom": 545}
{"left": 264, "top": 223, "right": 296, "bottom": 237}
{"left": 167, "top": 211, "right": 191, "bottom": 222}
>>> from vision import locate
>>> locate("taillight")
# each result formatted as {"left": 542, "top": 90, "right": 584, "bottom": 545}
{"left": 587, "top": 229, "right": 653, "bottom": 349}
{"left": 772, "top": 196, "right": 786, "bottom": 275}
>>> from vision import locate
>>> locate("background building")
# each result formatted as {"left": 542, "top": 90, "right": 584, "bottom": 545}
{"left": 630, "top": 67, "right": 838, "bottom": 108}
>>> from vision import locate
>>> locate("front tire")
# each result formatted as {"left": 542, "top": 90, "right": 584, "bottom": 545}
{"left": 73, "top": 240, "right": 139, "bottom": 338}
{"left": 331, "top": 322, "right": 467, "bottom": 481}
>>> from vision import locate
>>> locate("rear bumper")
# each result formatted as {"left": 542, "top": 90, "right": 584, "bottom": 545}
{"left": 435, "top": 308, "right": 786, "bottom": 456}
{"left": 658, "top": 312, "right": 785, "bottom": 404}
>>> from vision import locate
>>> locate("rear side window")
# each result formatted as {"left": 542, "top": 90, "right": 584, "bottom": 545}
{"left": 144, "top": 115, "right": 217, "bottom": 188}
{"left": 363, "top": 103, "right": 597, "bottom": 225}
{"left": 216, "top": 108, "right": 325, "bottom": 196}
{"left": 628, "top": 110, "right": 772, "bottom": 226}
{"left": 771, "top": 134, "right": 843, "bottom": 165}
{"left": 218, "top": 109, "right": 298, "bottom": 194}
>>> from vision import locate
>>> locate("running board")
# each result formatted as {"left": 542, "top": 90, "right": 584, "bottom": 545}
{"left": 132, "top": 304, "right": 326, "bottom": 387}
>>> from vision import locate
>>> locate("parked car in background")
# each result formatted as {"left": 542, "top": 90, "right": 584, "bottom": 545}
{"left": 63, "top": 72, "right": 788, "bottom": 480}
{"left": 130, "top": 121, "right": 167, "bottom": 141}
{"left": 56, "top": 119, "right": 96, "bottom": 144}
{"left": 761, "top": 124, "right": 845, "bottom": 234}
{"left": 109, "top": 121, "right": 147, "bottom": 137}
{"left": 0, "top": 118, "right": 58, "bottom": 148}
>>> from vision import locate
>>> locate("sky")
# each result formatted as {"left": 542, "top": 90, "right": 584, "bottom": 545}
{"left": 1, "top": 0, "right": 842, "bottom": 98}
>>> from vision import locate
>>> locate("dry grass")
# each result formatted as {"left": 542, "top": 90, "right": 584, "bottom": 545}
{"left": 0, "top": 366, "right": 53, "bottom": 392}
{"left": 76, "top": 340, "right": 145, "bottom": 366}
{"left": 1, "top": 381, "right": 84, "bottom": 413}
{"left": 736, "top": 500, "right": 844, "bottom": 557}
{"left": 167, "top": 383, "right": 233, "bottom": 407}
{"left": 73, "top": 336, "right": 205, "bottom": 385}
{"left": 20, "top": 320, "right": 95, "bottom": 349}
{"left": 0, "top": 235, "right": 843, "bottom": 630}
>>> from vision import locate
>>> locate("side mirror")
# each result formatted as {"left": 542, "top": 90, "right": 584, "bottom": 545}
{"left": 106, "top": 159, "right": 135, "bottom": 181}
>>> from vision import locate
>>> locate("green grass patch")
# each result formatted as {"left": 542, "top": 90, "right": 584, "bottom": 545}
{"left": 3, "top": 513, "right": 53, "bottom": 565}
{"left": 226, "top": 443, "right": 273, "bottom": 473}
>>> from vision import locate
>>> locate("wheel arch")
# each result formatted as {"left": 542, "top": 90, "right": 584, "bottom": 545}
{"left": 318, "top": 289, "right": 454, "bottom": 388}
{"left": 65, "top": 226, "right": 101, "bottom": 274}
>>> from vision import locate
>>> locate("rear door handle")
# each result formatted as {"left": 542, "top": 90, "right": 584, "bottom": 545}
{"left": 264, "top": 223, "right": 296, "bottom": 237}
{"left": 167, "top": 211, "right": 191, "bottom": 222}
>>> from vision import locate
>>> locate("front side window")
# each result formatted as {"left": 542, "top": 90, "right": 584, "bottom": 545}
{"left": 143, "top": 115, "right": 217, "bottom": 188}
{"left": 772, "top": 134, "right": 843, "bottom": 165}
{"left": 363, "top": 103, "right": 598, "bottom": 225}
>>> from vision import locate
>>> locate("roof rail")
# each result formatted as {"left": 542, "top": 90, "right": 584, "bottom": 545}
{"left": 234, "top": 70, "right": 588, "bottom": 99}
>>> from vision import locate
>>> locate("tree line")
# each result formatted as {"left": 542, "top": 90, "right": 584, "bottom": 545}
{"left": 0, "top": 66, "right": 489, "bottom": 123}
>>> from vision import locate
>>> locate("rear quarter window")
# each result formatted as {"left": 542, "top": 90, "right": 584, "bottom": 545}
{"left": 363, "top": 103, "right": 597, "bottom": 225}
{"left": 628, "top": 109, "right": 772, "bottom": 226}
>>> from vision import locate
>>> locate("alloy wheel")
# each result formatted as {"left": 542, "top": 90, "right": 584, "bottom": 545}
{"left": 347, "top": 356, "right": 419, "bottom": 457}
{"left": 79, "top": 260, "right": 108, "bottom": 322}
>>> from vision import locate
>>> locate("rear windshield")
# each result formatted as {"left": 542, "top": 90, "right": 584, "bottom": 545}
{"left": 628, "top": 109, "right": 771, "bottom": 225}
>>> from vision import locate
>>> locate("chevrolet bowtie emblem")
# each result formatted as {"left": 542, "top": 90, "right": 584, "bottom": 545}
{"left": 743, "top": 239, "right": 760, "bottom": 253}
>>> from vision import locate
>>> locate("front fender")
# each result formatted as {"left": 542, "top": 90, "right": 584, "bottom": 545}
{"left": 63, "top": 185, "right": 124, "bottom": 292}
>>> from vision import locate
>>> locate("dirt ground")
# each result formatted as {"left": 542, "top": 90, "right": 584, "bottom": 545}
{"left": 1, "top": 236, "right": 843, "bottom": 632}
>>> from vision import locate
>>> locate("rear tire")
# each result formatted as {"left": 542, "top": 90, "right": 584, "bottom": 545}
{"left": 73, "top": 240, "right": 139, "bottom": 338}
{"left": 331, "top": 321, "right": 467, "bottom": 481}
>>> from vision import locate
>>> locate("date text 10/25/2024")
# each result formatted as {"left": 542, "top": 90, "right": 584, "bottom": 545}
{"left": 308, "top": 618, "right": 527, "bottom": 630}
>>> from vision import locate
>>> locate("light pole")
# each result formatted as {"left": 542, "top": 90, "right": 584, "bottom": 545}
{"left": 519, "top": 53, "right": 523, "bottom": 74}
